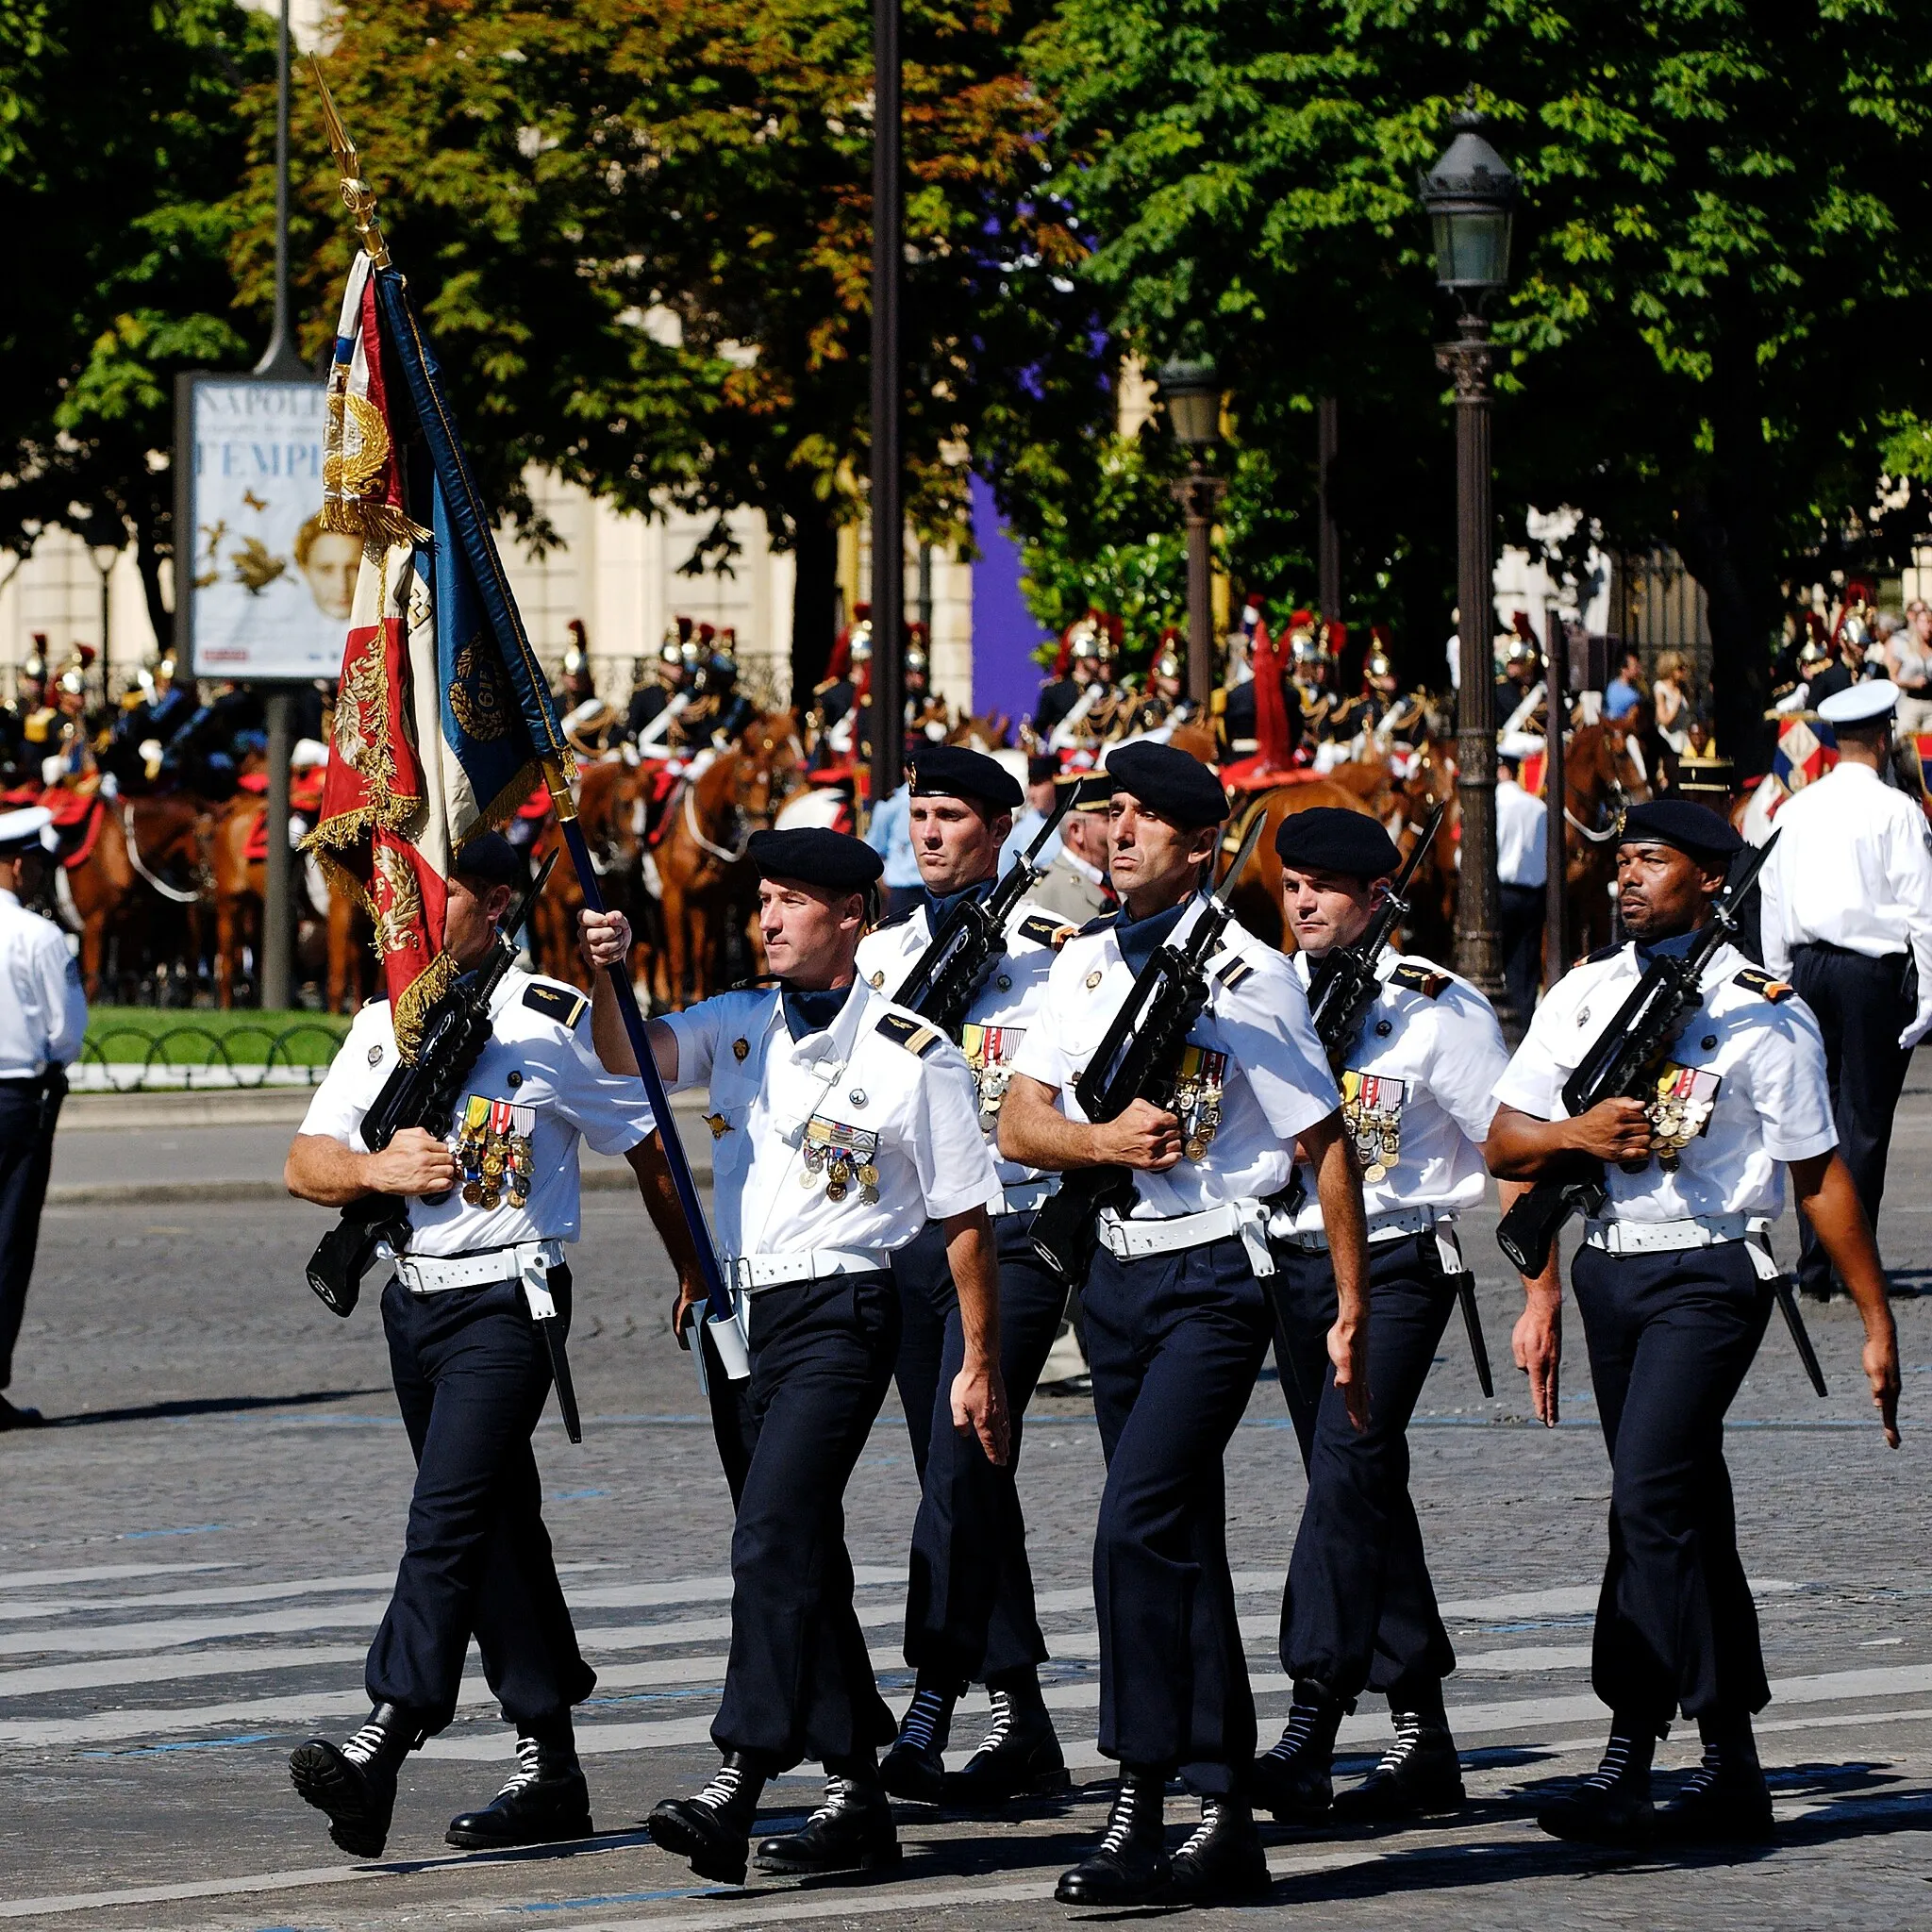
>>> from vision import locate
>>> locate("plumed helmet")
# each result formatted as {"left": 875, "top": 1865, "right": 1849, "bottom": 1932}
{"left": 659, "top": 625, "right": 686, "bottom": 666}
{"left": 906, "top": 641, "right": 929, "bottom": 677}
{"left": 849, "top": 619, "right": 874, "bottom": 665}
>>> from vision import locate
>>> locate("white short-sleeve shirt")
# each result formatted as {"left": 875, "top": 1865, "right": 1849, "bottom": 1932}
{"left": 1283, "top": 951, "right": 1508, "bottom": 1232}
{"left": 1491, "top": 940, "right": 1837, "bottom": 1222}
{"left": 661, "top": 978, "right": 1002, "bottom": 1259}
{"left": 0, "top": 888, "right": 87, "bottom": 1079}
{"left": 299, "top": 969, "right": 657, "bottom": 1256}
{"left": 854, "top": 891, "right": 1074, "bottom": 1188}
{"left": 1009, "top": 895, "right": 1340, "bottom": 1218}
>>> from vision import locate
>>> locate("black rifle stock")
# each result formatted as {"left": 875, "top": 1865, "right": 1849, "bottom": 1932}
{"left": 1029, "top": 812, "right": 1269, "bottom": 1286}
{"left": 1491, "top": 837, "right": 1824, "bottom": 1397}
{"left": 892, "top": 791, "right": 1074, "bottom": 1035}
{"left": 304, "top": 851, "right": 558, "bottom": 1319}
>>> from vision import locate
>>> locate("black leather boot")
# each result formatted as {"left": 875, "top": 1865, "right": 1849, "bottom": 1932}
{"left": 1251, "top": 1680, "right": 1344, "bottom": 1824}
{"left": 1331, "top": 1711, "right": 1466, "bottom": 1823}
{"left": 1054, "top": 1769, "right": 1169, "bottom": 1906}
{"left": 945, "top": 1680, "right": 1071, "bottom": 1807}
{"left": 446, "top": 1731, "right": 593, "bottom": 1848}
{"left": 647, "top": 1753, "right": 766, "bottom": 1885}
{"left": 879, "top": 1681, "right": 956, "bottom": 1804}
{"left": 289, "top": 1702, "right": 423, "bottom": 1857}
{"left": 754, "top": 1771, "right": 901, "bottom": 1875}
{"left": 1659, "top": 1718, "right": 1774, "bottom": 1844}
{"left": 1168, "top": 1794, "right": 1270, "bottom": 1904}
{"left": 1536, "top": 1726, "right": 1657, "bottom": 1847}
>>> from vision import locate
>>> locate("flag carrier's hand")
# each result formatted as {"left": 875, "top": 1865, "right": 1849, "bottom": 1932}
{"left": 579, "top": 908, "right": 632, "bottom": 974}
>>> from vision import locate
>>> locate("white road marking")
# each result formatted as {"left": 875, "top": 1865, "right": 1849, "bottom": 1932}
{"left": 0, "top": 1602, "right": 394, "bottom": 1657}
{"left": 0, "top": 1562, "right": 235, "bottom": 1591}
{"left": 0, "top": 1572, "right": 398, "bottom": 1622}
{"left": 0, "top": 1643, "right": 369, "bottom": 1700}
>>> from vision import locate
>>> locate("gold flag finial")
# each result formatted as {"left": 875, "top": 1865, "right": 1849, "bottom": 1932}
{"left": 309, "top": 57, "right": 391, "bottom": 269}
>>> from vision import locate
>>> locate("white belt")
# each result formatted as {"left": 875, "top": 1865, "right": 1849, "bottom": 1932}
{"left": 1277, "top": 1204, "right": 1444, "bottom": 1256}
{"left": 1098, "top": 1200, "right": 1276, "bottom": 1278}
{"left": 1581, "top": 1212, "right": 1757, "bottom": 1255}
{"left": 395, "top": 1239, "right": 564, "bottom": 1296}
{"left": 727, "top": 1249, "right": 884, "bottom": 1295}
{"left": 996, "top": 1179, "right": 1056, "bottom": 1219}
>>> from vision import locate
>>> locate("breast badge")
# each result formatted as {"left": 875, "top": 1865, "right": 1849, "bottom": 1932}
{"left": 1646, "top": 1063, "right": 1722, "bottom": 1169}
{"left": 1172, "top": 1045, "right": 1228, "bottom": 1161}
{"left": 456, "top": 1096, "right": 536, "bottom": 1210}
{"left": 960, "top": 1024, "right": 1024, "bottom": 1125}
{"left": 1341, "top": 1070, "right": 1407, "bottom": 1182}
{"left": 801, "top": 1117, "right": 881, "bottom": 1204}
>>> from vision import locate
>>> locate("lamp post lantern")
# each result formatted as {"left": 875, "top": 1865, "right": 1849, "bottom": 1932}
{"left": 1160, "top": 358, "right": 1227, "bottom": 711}
{"left": 87, "top": 541, "right": 120, "bottom": 696}
{"left": 1421, "top": 104, "right": 1518, "bottom": 999}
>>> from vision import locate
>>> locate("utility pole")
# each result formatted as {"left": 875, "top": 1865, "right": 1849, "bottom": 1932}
{"left": 868, "top": 0, "right": 904, "bottom": 813}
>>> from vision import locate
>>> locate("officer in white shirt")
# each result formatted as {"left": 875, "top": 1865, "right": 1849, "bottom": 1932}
{"left": 284, "top": 834, "right": 660, "bottom": 1860}
{"left": 999, "top": 741, "right": 1366, "bottom": 1907}
{"left": 852, "top": 745, "right": 1075, "bottom": 1807}
{"left": 1757, "top": 678, "right": 1932, "bottom": 1301}
{"left": 1495, "top": 734, "right": 1550, "bottom": 1019}
{"left": 1254, "top": 808, "right": 1515, "bottom": 1827}
{"left": 578, "top": 826, "right": 1008, "bottom": 1887}
{"left": 1488, "top": 799, "right": 1901, "bottom": 1849}
{"left": 0, "top": 806, "right": 86, "bottom": 1429}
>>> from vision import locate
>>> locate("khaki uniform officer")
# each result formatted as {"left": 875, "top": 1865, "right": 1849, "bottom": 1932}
{"left": 578, "top": 826, "right": 1008, "bottom": 1888}
{"left": 999, "top": 741, "right": 1369, "bottom": 1908}
{"left": 1489, "top": 799, "right": 1901, "bottom": 1849}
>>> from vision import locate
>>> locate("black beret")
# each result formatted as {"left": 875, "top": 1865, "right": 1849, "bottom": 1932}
{"left": 1619, "top": 798, "right": 1743, "bottom": 860}
{"left": 748, "top": 826, "right": 884, "bottom": 891}
{"left": 1274, "top": 806, "right": 1403, "bottom": 880}
{"left": 908, "top": 743, "right": 1024, "bottom": 809}
{"left": 1105, "top": 741, "right": 1229, "bottom": 827}
{"left": 453, "top": 832, "right": 525, "bottom": 888}
{"left": 1027, "top": 753, "right": 1059, "bottom": 785}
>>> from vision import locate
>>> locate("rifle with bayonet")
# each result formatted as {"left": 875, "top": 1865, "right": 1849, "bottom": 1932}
{"left": 1029, "top": 810, "right": 1269, "bottom": 1287}
{"left": 892, "top": 790, "right": 1075, "bottom": 1036}
{"left": 1492, "top": 832, "right": 1824, "bottom": 1396}
{"left": 303, "top": 852, "right": 586, "bottom": 1434}
{"left": 1297, "top": 806, "right": 1493, "bottom": 1394}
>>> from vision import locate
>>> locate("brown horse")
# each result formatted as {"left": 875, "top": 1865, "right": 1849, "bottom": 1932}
{"left": 522, "top": 757, "right": 646, "bottom": 988}
{"left": 1561, "top": 720, "right": 1653, "bottom": 958}
{"left": 212, "top": 797, "right": 372, "bottom": 1010}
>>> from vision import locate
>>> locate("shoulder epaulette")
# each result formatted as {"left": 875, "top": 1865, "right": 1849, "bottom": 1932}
{"left": 1585, "top": 942, "right": 1623, "bottom": 963}
{"left": 1733, "top": 966, "right": 1794, "bottom": 1003}
{"left": 1211, "top": 952, "right": 1256, "bottom": 990}
{"left": 871, "top": 907, "right": 914, "bottom": 933}
{"left": 1075, "top": 909, "right": 1119, "bottom": 937}
{"left": 523, "top": 980, "right": 590, "bottom": 1028}
{"left": 1391, "top": 961, "right": 1450, "bottom": 999}
{"left": 1017, "top": 912, "right": 1077, "bottom": 950}
{"left": 876, "top": 1011, "right": 943, "bottom": 1058}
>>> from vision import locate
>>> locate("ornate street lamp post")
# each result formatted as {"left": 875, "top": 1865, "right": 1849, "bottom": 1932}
{"left": 1159, "top": 358, "right": 1227, "bottom": 712}
{"left": 1421, "top": 106, "right": 1518, "bottom": 998}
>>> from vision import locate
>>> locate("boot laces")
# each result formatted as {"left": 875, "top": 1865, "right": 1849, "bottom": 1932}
{"left": 341, "top": 1718, "right": 391, "bottom": 1767}
{"left": 695, "top": 1760, "right": 750, "bottom": 1814}
{"left": 497, "top": 1734, "right": 546, "bottom": 1797}
{"left": 1369, "top": 1711, "right": 1427, "bottom": 1778}
{"left": 1176, "top": 1795, "right": 1224, "bottom": 1859}
{"left": 808, "top": 1774, "right": 862, "bottom": 1826}
{"left": 1676, "top": 1748, "right": 1724, "bottom": 1800}
{"left": 1100, "top": 1779, "right": 1147, "bottom": 1855}
{"left": 1262, "top": 1699, "right": 1324, "bottom": 1765}
{"left": 968, "top": 1688, "right": 1014, "bottom": 1762}
{"left": 1582, "top": 1733, "right": 1640, "bottom": 1792}
{"left": 896, "top": 1686, "right": 951, "bottom": 1756}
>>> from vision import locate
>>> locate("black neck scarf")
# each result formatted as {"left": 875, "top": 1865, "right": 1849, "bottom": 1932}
{"left": 1115, "top": 895, "right": 1195, "bottom": 978}
{"left": 781, "top": 982, "right": 855, "bottom": 1041}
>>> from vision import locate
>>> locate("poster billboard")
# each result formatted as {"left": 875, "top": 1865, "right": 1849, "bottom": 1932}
{"left": 175, "top": 373, "right": 346, "bottom": 682}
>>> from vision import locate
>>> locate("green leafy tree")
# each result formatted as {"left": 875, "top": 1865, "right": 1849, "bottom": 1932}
{"left": 241, "top": 0, "right": 1103, "bottom": 696}
{"left": 1025, "top": 0, "right": 1932, "bottom": 763}
{"left": 0, "top": 0, "right": 272, "bottom": 653}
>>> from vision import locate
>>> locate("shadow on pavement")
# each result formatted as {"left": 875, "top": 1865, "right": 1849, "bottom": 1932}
{"left": 47, "top": 1388, "right": 385, "bottom": 1428}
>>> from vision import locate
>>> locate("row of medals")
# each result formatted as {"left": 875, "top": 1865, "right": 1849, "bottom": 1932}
{"left": 802, "top": 1123, "right": 881, "bottom": 1204}
{"left": 458, "top": 1130, "right": 535, "bottom": 1210}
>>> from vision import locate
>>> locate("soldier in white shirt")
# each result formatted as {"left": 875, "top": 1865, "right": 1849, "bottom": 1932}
{"left": 578, "top": 826, "right": 1008, "bottom": 1887}
{"left": 1488, "top": 799, "right": 1901, "bottom": 1849}
{"left": 0, "top": 806, "right": 87, "bottom": 1429}
{"left": 1495, "top": 734, "right": 1550, "bottom": 1019}
{"left": 285, "top": 835, "right": 660, "bottom": 1860}
{"left": 1757, "top": 679, "right": 1932, "bottom": 1301}
{"left": 1254, "top": 808, "right": 1518, "bottom": 1827}
{"left": 853, "top": 745, "right": 1076, "bottom": 1807}
{"left": 999, "top": 741, "right": 1366, "bottom": 1907}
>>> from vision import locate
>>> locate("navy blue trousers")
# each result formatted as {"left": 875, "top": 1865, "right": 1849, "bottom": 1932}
{"left": 0, "top": 1076, "right": 61, "bottom": 1391}
{"left": 891, "top": 1211, "right": 1066, "bottom": 1686}
{"left": 1269, "top": 1235, "right": 1457, "bottom": 1705}
{"left": 1572, "top": 1242, "right": 1773, "bottom": 1727}
{"left": 1790, "top": 942, "right": 1911, "bottom": 1297}
{"left": 712, "top": 1270, "right": 901, "bottom": 1770}
{"left": 1083, "top": 1234, "right": 1271, "bottom": 1791}
{"left": 369, "top": 1272, "right": 592, "bottom": 1735}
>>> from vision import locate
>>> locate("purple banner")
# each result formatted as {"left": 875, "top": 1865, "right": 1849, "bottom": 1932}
{"left": 969, "top": 473, "right": 1054, "bottom": 731}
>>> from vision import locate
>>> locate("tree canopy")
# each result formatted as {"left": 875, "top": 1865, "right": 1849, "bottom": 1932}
{"left": 1026, "top": 0, "right": 1932, "bottom": 761}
